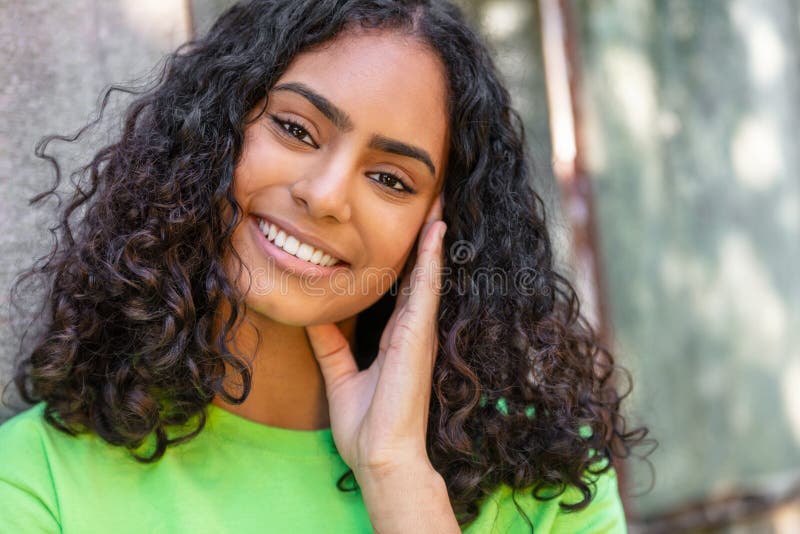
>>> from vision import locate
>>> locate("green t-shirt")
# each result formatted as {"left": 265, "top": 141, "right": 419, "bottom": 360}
{"left": 0, "top": 402, "right": 627, "bottom": 533}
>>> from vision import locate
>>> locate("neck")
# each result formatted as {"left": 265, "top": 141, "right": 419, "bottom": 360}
{"left": 211, "top": 305, "right": 358, "bottom": 430}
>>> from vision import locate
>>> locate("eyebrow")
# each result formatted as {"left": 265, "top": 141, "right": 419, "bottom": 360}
{"left": 271, "top": 81, "right": 437, "bottom": 178}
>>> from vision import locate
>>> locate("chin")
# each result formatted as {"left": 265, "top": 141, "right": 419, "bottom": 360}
{"left": 242, "top": 291, "right": 366, "bottom": 327}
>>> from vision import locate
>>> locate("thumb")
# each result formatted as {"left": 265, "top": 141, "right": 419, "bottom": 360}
{"left": 305, "top": 323, "right": 359, "bottom": 397}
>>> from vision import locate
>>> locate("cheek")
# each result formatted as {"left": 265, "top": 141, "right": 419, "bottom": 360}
{"left": 235, "top": 126, "right": 290, "bottom": 193}
{"left": 361, "top": 215, "right": 421, "bottom": 275}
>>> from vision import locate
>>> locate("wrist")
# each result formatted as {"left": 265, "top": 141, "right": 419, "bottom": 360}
{"left": 356, "top": 453, "right": 436, "bottom": 481}
{"left": 356, "top": 463, "right": 459, "bottom": 533}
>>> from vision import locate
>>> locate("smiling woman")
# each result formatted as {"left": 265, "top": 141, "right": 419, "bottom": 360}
{"left": 0, "top": 1, "right": 648, "bottom": 533}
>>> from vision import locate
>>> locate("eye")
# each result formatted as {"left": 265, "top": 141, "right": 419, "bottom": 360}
{"left": 368, "top": 171, "right": 415, "bottom": 195}
{"left": 269, "top": 115, "right": 318, "bottom": 148}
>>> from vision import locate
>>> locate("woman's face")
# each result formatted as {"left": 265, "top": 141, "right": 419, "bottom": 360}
{"left": 228, "top": 29, "right": 450, "bottom": 326}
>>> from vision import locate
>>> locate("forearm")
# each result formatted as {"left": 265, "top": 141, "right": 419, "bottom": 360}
{"left": 357, "top": 463, "right": 461, "bottom": 534}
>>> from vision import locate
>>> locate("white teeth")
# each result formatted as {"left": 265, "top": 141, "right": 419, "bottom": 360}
{"left": 274, "top": 230, "right": 287, "bottom": 247}
{"left": 283, "top": 235, "right": 300, "bottom": 255}
{"left": 258, "top": 218, "right": 342, "bottom": 267}
{"left": 296, "top": 243, "right": 314, "bottom": 261}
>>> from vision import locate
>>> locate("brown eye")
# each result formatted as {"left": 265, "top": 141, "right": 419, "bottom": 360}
{"left": 367, "top": 171, "right": 414, "bottom": 194}
{"left": 269, "top": 115, "right": 318, "bottom": 148}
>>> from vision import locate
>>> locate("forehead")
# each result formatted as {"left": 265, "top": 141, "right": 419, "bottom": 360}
{"left": 271, "top": 29, "right": 450, "bottom": 184}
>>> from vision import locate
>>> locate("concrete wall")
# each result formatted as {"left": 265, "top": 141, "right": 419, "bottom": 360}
{"left": 0, "top": 0, "right": 190, "bottom": 418}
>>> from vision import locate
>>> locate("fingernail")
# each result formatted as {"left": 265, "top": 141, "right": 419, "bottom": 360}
{"left": 438, "top": 223, "right": 447, "bottom": 240}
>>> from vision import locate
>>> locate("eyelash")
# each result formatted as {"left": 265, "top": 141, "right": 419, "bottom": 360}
{"left": 269, "top": 115, "right": 416, "bottom": 195}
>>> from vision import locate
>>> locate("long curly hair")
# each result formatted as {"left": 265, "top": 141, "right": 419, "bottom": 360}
{"left": 6, "top": 0, "right": 652, "bottom": 530}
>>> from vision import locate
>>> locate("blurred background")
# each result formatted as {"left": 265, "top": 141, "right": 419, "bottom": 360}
{"left": 1, "top": 1, "right": 798, "bottom": 532}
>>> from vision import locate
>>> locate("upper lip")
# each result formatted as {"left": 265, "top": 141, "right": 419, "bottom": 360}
{"left": 252, "top": 213, "right": 351, "bottom": 265}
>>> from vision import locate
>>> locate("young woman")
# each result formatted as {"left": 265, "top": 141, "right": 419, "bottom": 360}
{"left": 0, "top": 0, "right": 649, "bottom": 532}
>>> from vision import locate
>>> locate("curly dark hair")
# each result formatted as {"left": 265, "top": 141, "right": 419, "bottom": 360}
{"left": 5, "top": 0, "right": 653, "bottom": 530}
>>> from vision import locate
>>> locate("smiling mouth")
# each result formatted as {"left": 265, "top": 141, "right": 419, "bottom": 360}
{"left": 256, "top": 217, "right": 347, "bottom": 267}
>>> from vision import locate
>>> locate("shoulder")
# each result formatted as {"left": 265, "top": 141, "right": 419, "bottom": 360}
{"left": 1, "top": 401, "right": 50, "bottom": 438}
{"left": 464, "top": 465, "right": 627, "bottom": 534}
{"left": 0, "top": 402, "right": 62, "bottom": 531}
{"left": 0, "top": 401, "right": 83, "bottom": 458}
{"left": 0, "top": 401, "right": 55, "bottom": 460}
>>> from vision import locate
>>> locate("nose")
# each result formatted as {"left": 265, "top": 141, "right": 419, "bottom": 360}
{"left": 289, "top": 160, "right": 353, "bottom": 223}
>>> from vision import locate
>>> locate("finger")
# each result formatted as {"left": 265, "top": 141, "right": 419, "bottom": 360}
{"left": 378, "top": 270, "right": 413, "bottom": 356}
{"left": 380, "top": 219, "right": 446, "bottom": 379}
{"left": 418, "top": 193, "right": 444, "bottom": 251}
{"left": 378, "top": 194, "right": 443, "bottom": 356}
{"left": 402, "top": 194, "right": 444, "bottom": 276}
{"left": 408, "top": 217, "right": 446, "bottom": 315}
{"left": 403, "top": 193, "right": 445, "bottom": 306}
{"left": 370, "top": 224, "right": 445, "bottom": 434}
{"left": 305, "top": 323, "right": 359, "bottom": 398}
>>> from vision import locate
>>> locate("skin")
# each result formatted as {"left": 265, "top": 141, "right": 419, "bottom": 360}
{"left": 211, "top": 26, "right": 450, "bottom": 447}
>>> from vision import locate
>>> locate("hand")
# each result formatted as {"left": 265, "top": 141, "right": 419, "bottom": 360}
{"left": 304, "top": 193, "right": 446, "bottom": 477}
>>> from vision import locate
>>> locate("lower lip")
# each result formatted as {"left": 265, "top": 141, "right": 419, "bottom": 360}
{"left": 249, "top": 216, "right": 350, "bottom": 277}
